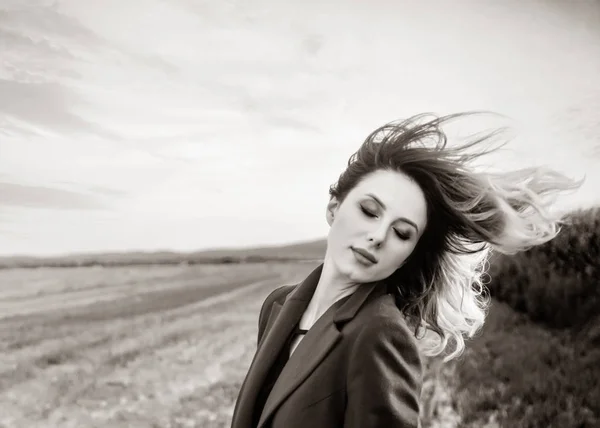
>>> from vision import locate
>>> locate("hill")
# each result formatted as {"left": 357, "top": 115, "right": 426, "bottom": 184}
{"left": 0, "top": 238, "right": 328, "bottom": 269}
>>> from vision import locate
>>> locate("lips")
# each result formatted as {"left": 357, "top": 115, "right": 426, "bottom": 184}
{"left": 351, "top": 247, "right": 378, "bottom": 264}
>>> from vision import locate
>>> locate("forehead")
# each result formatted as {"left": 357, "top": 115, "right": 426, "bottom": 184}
{"left": 350, "top": 169, "right": 428, "bottom": 230}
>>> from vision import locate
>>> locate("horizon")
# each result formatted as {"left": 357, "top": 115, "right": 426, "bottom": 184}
{"left": 2, "top": 0, "right": 600, "bottom": 257}
{"left": 2, "top": 235, "right": 329, "bottom": 259}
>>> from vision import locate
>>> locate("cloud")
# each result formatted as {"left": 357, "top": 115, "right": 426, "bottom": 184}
{"left": 0, "top": 181, "right": 110, "bottom": 210}
{"left": 301, "top": 34, "right": 325, "bottom": 56}
{"left": 263, "top": 115, "right": 323, "bottom": 133}
{"left": 54, "top": 181, "right": 130, "bottom": 198}
{"left": 0, "top": 79, "right": 121, "bottom": 139}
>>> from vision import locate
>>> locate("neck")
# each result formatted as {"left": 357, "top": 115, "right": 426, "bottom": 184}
{"left": 310, "top": 253, "right": 360, "bottom": 314}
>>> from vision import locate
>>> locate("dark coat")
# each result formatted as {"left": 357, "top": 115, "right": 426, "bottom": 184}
{"left": 231, "top": 264, "right": 423, "bottom": 428}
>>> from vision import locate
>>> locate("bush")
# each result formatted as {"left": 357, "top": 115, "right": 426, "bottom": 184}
{"left": 442, "top": 206, "right": 600, "bottom": 426}
{"left": 452, "top": 301, "right": 600, "bottom": 427}
{"left": 486, "top": 206, "right": 600, "bottom": 329}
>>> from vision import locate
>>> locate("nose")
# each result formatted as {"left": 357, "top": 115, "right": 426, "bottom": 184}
{"left": 367, "top": 224, "right": 387, "bottom": 247}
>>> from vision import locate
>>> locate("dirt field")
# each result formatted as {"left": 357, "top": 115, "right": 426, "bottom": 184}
{"left": 0, "top": 262, "right": 452, "bottom": 428}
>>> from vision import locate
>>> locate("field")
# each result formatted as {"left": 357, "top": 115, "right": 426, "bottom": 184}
{"left": 0, "top": 262, "right": 319, "bottom": 428}
{"left": 0, "top": 261, "right": 456, "bottom": 428}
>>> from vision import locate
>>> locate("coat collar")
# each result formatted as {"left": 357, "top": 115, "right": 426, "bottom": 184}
{"left": 231, "top": 263, "right": 388, "bottom": 428}
{"left": 284, "top": 262, "right": 388, "bottom": 326}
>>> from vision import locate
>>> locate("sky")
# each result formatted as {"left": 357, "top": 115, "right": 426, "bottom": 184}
{"left": 1, "top": 0, "right": 599, "bottom": 257}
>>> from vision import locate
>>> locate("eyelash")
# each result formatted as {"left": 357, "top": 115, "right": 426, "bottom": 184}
{"left": 360, "top": 206, "right": 410, "bottom": 240}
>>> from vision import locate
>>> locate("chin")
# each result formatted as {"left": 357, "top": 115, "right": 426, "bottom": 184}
{"left": 339, "top": 260, "right": 378, "bottom": 283}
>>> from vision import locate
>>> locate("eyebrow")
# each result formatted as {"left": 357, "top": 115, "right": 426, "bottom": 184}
{"left": 365, "top": 193, "right": 420, "bottom": 233}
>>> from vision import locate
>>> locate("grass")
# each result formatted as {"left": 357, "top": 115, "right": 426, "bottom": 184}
{"left": 448, "top": 300, "right": 599, "bottom": 427}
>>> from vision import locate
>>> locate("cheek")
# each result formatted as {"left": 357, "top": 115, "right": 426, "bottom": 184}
{"left": 329, "top": 213, "right": 358, "bottom": 242}
{"left": 326, "top": 223, "right": 345, "bottom": 253}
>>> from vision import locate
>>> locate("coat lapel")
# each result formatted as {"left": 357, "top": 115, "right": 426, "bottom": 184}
{"left": 256, "top": 265, "right": 388, "bottom": 428}
{"left": 231, "top": 265, "right": 323, "bottom": 428}
{"left": 256, "top": 302, "right": 342, "bottom": 428}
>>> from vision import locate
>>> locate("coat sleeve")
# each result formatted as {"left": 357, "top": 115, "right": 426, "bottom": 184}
{"left": 344, "top": 317, "right": 423, "bottom": 428}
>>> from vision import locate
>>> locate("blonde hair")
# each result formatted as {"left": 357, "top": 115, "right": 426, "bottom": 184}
{"left": 329, "top": 113, "right": 584, "bottom": 361}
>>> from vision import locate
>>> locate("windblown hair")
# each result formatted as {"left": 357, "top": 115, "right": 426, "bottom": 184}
{"left": 329, "top": 112, "right": 584, "bottom": 361}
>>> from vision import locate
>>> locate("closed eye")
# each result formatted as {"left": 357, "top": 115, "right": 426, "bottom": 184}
{"left": 360, "top": 206, "right": 376, "bottom": 218}
{"left": 362, "top": 206, "right": 411, "bottom": 241}
{"left": 394, "top": 230, "right": 411, "bottom": 241}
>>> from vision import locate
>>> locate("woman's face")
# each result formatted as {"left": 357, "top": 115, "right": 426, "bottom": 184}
{"left": 326, "top": 169, "right": 428, "bottom": 284}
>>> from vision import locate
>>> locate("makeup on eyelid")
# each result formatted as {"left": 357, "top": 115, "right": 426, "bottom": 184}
{"left": 359, "top": 204, "right": 412, "bottom": 240}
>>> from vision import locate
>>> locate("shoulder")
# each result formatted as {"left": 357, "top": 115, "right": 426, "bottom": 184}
{"left": 351, "top": 293, "right": 422, "bottom": 367}
{"left": 258, "top": 284, "right": 296, "bottom": 321}
{"left": 262, "top": 284, "right": 295, "bottom": 308}
{"left": 344, "top": 293, "right": 423, "bottom": 426}
{"left": 257, "top": 284, "right": 297, "bottom": 343}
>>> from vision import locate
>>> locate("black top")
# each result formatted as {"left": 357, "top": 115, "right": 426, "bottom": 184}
{"left": 252, "top": 322, "right": 308, "bottom": 428}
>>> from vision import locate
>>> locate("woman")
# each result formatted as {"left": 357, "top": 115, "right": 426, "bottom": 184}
{"left": 230, "top": 113, "right": 582, "bottom": 428}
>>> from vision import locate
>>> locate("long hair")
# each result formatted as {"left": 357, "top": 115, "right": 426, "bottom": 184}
{"left": 329, "top": 112, "right": 584, "bottom": 361}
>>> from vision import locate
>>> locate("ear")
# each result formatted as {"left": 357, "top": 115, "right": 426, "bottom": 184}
{"left": 326, "top": 196, "right": 340, "bottom": 226}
